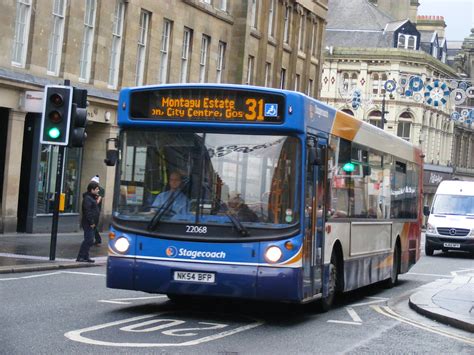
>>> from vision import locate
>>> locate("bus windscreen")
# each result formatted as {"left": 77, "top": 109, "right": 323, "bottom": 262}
{"left": 129, "top": 87, "right": 285, "bottom": 123}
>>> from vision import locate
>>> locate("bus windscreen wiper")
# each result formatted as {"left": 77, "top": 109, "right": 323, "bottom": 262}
{"left": 147, "top": 182, "right": 189, "bottom": 231}
{"left": 214, "top": 198, "right": 249, "bottom": 237}
{"left": 147, "top": 193, "right": 179, "bottom": 231}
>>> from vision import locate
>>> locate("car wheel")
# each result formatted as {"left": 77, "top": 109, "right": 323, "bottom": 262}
{"left": 425, "top": 243, "right": 434, "bottom": 256}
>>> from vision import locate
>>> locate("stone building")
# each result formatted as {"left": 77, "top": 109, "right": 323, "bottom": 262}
{"left": 321, "top": 0, "right": 474, "bottom": 208}
{"left": 0, "top": 0, "right": 328, "bottom": 233}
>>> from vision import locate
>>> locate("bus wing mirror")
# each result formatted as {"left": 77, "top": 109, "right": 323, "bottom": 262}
{"left": 104, "top": 137, "right": 119, "bottom": 166}
{"left": 423, "top": 205, "right": 430, "bottom": 216}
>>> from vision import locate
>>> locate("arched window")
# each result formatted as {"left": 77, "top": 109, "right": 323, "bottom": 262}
{"left": 341, "top": 72, "right": 349, "bottom": 92}
{"left": 368, "top": 110, "right": 382, "bottom": 128}
{"left": 342, "top": 109, "right": 354, "bottom": 116}
{"left": 397, "top": 112, "right": 412, "bottom": 141}
{"left": 350, "top": 73, "right": 358, "bottom": 90}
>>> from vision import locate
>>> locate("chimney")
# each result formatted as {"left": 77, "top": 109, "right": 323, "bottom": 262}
{"left": 416, "top": 15, "right": 447, "bottom": 38}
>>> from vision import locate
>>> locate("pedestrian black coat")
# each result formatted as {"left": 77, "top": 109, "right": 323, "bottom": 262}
{"left": 82, "top": 192, "right": 100, "bottom": 227}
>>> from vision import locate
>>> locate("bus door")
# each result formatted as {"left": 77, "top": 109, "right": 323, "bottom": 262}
{"left": 303, "top": 136, "right": 327, "bottom": 298}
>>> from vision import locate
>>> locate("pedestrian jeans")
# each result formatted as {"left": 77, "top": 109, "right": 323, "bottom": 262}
{"left": 78, "top": 224, "right": 95, "bottom": 260}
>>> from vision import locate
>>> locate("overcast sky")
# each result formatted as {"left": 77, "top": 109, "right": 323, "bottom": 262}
{"left": 418, "top": 0, "right": 474, "bottom": 41}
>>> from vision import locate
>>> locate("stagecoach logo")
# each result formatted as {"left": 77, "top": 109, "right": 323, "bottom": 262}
{"left": 166, "top": 246, "right": 178, "bottom": 257}
{"left": 165, "top": 246, "right": 227, "bottom": 259}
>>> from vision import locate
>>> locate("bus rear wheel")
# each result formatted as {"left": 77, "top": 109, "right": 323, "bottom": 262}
{"left": 384, "top": 244, "right": 400, "bottom": 289}
{"left": 320, "top": 253, "right": 338, "bottom": 312}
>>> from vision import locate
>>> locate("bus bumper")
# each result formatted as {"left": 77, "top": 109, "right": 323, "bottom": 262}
{"left": 107, "top": 256, "right": 302, "bottom": 302}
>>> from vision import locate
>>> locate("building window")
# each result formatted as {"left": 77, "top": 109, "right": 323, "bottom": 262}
{"left": 298, "top": 13, "right": 305, "bottom": 51}
{"left": 216, "top": 41, "right": 226, "bottom": 83}
{"left": 159, "top": 19, "right": 172, "bottom": 84}
{"left": 268, "top": 0, "right": 275, "bottom": 37}
{"left": 79, "top": 0, "right": 97, "bottom": 82}
{"left": 371, "top": 73, "right": 387, "bottom": 95}
{"left": 397, "top": 34, "right": 417, "bottom": 50}
{"left": 135, "top": 10, "right": 150, "bottom": 86}
{"left": 280, "top": 68, "right": 286, "bottom": 89}
{"left": 250, "top": 0, "right": 258, "bottom": 29}
{"left": 432, "top": 44, "right": 438, "bottom": 58}
{"left": 307, "top": 79, "right": 313, "bottom": 96}
{"left": 368, "top": 110, "right": 383, "bottom": 128}
{"left": 246, "top": 55, "right": 254, "bottom": 85}
{"left": 294, "top": 74, "right": 300, "bottom": 91}
{"left": 47, "top": 0, "right": 66, "bottom": 76}
{"left": 181, "top": 27, "right": 192, "bottom": 83}
{"left": 341, "top": 73, "right": 349, "bottom": 92}
{"left": 108, "top": 0, "right": 125, "bottom": 88}
{"left": 283, "top": 5, "right": 291, "bottom": 44}
{"left": 397, "top": 112, "right": 412, "bottom": 141}
{"left": 350, "top": 73, "right": 358, "bottom": 91}
{"left": 37, "top": 146, "right": 82, "bottom": 214}
{"left": 219, "top": 0, "right": 227, "bottom": 11}
{"left": 12, "top": 0, "right": 32, "bottom": 67}
{"left": 265, "top": 62, "right": 272, "bottom": 87}
{"left": 342, "top": 109, "right": 354, "bottom": 116}
{"left": 199, "top": 35, "right": 210, "bottom": 83}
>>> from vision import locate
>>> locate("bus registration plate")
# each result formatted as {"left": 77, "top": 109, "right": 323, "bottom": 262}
{"left": 443, "top": 243, "right": 460, "bottom": 248}
{"left": 173, "top": 271, "right": 215, "bottom": 283}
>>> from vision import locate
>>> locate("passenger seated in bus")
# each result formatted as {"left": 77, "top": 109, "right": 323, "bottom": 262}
{"left": 152, "top": 171, "right": 189, "bottom": 215}
{"left": 227, "top": 193, "right": 259, "bottom": 222}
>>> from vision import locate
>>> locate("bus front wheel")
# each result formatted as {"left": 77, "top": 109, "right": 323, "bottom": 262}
{"left": 320, "top": 253, "right": 338, "bottom": 312}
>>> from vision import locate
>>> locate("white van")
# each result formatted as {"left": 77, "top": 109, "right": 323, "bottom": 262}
{"left": 423, "top": 180, "right": 474, "bottom": 256}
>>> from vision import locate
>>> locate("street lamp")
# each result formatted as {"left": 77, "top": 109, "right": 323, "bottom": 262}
{"left": 381, "top": 93, "right": 389, "bottom": 130}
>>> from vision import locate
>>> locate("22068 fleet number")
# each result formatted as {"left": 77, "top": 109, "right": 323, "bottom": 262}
{"left": 186, "top": 225, "right": 207, "bottom": 234}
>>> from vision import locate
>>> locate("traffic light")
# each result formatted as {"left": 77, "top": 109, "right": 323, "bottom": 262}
{"left": 69, "top": 88, "right": 88, "bottom": 147}
{"left": 40, "top": 85, "right": 73, "bottom": 145}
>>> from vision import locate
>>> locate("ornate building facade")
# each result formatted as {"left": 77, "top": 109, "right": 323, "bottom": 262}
{"left": 321, "top": 0, "right": 474, "bottom": 208}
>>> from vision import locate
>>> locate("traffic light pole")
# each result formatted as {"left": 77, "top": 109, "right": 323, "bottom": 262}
{"left": 49, "top": 145, "right": 65, "bottom": 261}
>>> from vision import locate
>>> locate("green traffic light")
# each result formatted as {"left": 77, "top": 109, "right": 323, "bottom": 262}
{"left": 48, "top": 127, "right": 61, "bottom": 139}
{"left": 342, "top": 162, "right": 355, "bottom": 173}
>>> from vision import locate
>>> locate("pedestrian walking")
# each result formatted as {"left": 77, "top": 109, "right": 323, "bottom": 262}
{"left": 76, "top": 181, "right": 101, "bottom": 263}
{"left": 90, "top": 175, "right": 104, "bottom": 245}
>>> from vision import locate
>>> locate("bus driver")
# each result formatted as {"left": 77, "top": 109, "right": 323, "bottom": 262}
{"left": 152, "top": 171, "right": 189, "bottom": 215}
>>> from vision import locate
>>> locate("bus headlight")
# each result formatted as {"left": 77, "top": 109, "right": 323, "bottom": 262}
{"left": 426, "top": 223, "right": 436, "bottom": 234}
{"left": 114, "top": 237, "right": 130, "bottom": 253}
{"left": 265, "top": 246, "right": 282, "bottom": 263}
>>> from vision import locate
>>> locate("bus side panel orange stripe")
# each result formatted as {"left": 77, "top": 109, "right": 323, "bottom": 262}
{"left": 332, "top": 111, "right": 362, "bottom": 141}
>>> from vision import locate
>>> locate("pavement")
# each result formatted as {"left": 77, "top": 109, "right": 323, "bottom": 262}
{"left": 0, "top": 232, "right": 472, "bottom": 333}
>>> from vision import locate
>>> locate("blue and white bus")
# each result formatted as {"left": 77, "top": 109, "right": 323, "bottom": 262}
{"left": 106, "top": 84, "right": 423, "bottom": 309}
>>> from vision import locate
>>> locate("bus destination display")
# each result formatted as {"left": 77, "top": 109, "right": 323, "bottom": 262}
{"left": 129, "top": 88, "right": 285, "bottom": 123}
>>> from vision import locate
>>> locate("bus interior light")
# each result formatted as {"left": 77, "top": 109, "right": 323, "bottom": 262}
{"left": 114, "top": 237, "right": 130, "bottom": 253}
{"left": 265, "top": 246, "right": 282, "bottom": 263}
